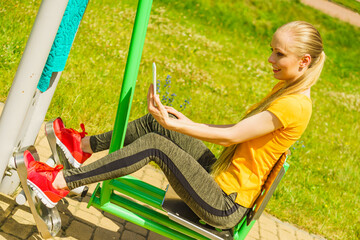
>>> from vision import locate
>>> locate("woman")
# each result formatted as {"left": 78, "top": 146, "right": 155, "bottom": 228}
{"left": 26, "top": 21, "right": 325, "bottom": 229}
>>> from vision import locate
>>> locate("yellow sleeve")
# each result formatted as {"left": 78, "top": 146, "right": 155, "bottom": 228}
{"left": 267, "top": 95, "right": 308, "bottom": 129}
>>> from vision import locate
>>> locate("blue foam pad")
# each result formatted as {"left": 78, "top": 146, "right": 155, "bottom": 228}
{"left": 37, "top": 0, "right": 89, "bottom": 92}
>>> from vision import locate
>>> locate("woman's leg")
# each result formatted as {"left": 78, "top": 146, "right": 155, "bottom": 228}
{"left": 89, "top": 113, "right": 217, "bottom": 172}
{"left": 64, "top": 132, "right": 247, "bottom": 229}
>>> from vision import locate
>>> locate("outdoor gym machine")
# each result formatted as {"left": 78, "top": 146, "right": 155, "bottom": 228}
{"left": 1, "top": 0, "right": 289, "bottom": 239}
{"left": 85, "top": 1, "right": 290, "bottom": 239}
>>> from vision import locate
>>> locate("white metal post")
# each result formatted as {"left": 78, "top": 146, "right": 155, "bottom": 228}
{"left": 20, "top": 72, "right": 62, "bottom": 147}
{"left": 0, "top": 0, "right": 69, "bottom": 193}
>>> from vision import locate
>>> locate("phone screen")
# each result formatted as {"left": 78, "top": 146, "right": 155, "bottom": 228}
{"left": 152, "top": 62, "right": 157, "bottom": 105}
{"left": 152, "top": 62, "right": 156, "bottom": 95}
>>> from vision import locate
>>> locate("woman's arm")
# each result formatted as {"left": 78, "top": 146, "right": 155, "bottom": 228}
{"left": 147, "top": 85, "right": 283, "bottom": 146}
{"left": 164, "top": 105, "right": 235, "bottom": 128}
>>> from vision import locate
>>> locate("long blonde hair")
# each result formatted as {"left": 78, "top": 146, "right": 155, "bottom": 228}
{"left": 211, "top": 21, "right": 326, "bottom": 177}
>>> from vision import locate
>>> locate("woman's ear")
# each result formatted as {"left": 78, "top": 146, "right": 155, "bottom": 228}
{"left": 300, "top": 54, "right": 312, "bottom": 68}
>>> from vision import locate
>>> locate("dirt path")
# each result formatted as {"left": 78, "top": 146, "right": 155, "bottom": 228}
{"left": 301, "top": 0, "right": 360, "bottom": 27}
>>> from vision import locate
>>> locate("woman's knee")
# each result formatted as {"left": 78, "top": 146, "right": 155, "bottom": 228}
{"left": 141, "top": 132, "right": 171, "bottom": 147}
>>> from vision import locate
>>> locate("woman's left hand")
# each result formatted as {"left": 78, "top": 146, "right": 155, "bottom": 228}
{"left": 147, "top": 84, "right": 175, "bottom": 129}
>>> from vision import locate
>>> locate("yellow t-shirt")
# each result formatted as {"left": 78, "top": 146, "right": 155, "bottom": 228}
{"left": 215, "top": 94, "right": 312, "bottom": 208}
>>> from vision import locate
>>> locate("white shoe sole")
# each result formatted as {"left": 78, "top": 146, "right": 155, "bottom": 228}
{"left": 27, "top": 179, "right": 57, "bottom": 208}
{"left": 54, "top": 135, "right": 82, "bottom": 168}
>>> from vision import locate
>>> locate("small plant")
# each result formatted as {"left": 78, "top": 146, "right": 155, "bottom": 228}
{"left": 157, "top": 75, "right": 191, "bottom": 111}
{"left": 291, "top": 140, "right": 306, "bottom": 151}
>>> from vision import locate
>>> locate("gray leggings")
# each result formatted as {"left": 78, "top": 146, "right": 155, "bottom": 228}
{"left": 63, "top": 113, "right": 248, "bottom": 229}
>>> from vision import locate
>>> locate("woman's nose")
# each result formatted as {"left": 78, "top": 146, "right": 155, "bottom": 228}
{"left": 268, "top": 53, "right": 275, "bottom": 64}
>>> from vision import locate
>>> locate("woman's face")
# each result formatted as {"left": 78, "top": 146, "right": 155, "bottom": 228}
{"left": 268, "top": 31, "right": 305, "bottom": 82}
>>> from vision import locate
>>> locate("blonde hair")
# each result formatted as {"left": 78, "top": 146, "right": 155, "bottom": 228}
{"left": 211, "top": 21, "right": 326, "bottom": 177}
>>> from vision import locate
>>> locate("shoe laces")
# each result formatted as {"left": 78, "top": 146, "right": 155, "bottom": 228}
{"left": 34, "top": 161, "right": 64, "bottom": 172}
{"left": 64, "top": 123, "right": 88, "bottom": 139}
{"left": 79, "top": 123, "right": 88, "bottom": 138}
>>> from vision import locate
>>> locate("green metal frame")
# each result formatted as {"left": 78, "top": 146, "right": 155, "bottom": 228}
{"left": 88, "top": 163, "right": 289, "bottom": 239}
{"left": 99, "top": 0, "right": 152, "bottom": 206}
{"left": 87, "top": 0, "right": 290, "bottom": 239}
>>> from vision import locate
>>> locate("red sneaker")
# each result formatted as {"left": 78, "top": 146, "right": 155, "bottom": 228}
{"left": 25, "top": 150, "right": 69, "bottom": 208}
{"left": 49, "top": 118, "right": 92, "bottom": 168}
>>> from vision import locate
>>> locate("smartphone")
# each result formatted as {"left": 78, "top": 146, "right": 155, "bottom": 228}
{"left": 152, "top": 62, "right": 157, "bottom": 95}
{"left": 152, "top": 62, "right": 157, "bottom": 106}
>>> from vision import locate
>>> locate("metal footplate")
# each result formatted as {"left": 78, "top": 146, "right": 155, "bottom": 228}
{"left": 45, "top": 119, "right": 88, "bottom": 197}
{"left": 15, "top": 146, "right": 61, "bottom": 238}
{"left": 45, "top": 119, "right": 70, "bottom": 169}
{"left": 162, "top": 185, "right": 233, "bottom": 240}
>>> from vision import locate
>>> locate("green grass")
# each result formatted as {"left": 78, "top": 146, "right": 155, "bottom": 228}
{"left": 1, "top": 0, "right": 360, "bottom": 239}
{"left": 330, "top": 0, "right": 360, "bottom": 13}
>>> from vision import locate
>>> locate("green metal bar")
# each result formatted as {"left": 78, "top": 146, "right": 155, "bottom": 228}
{"left": 87, "top": 183, "right": 101, "bottom": 209}
{"left": 115, "top": 175, "right": 166, "bottom": 200}
{"left": 233, "top": 218, "right": 255, "bottom": 240}
{"left": 90, "top": 184, "right": 208, "bottom": 239}
{"left": 284, "top": 161, "right": 290, "bottom": 172}
{"left": 233, "top": 162, "right": 291, "bottom": 239}
{"left": 110, "top": 0, "right": 152, "bottom": 152}
{"left": 109, "top": 193, "right": 210, "bottom": 240}
{"left": 91, "top": 193, "right": 211, "bottom": 240}
{"left": 110, "top": 179, "right": 165, "bottom": 210}
{"left": 99, "top": 0, "right": 153, "bottom": 205}
{"left": 92, "top": 199, "right": 191, "bottom": 240}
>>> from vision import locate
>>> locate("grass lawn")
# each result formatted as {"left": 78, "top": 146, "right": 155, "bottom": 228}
{"left": 1, "top": 0, "right": 359, "bottom": 239}
{"left": 330, "top": 0, "right": 360, "bottom": 13}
